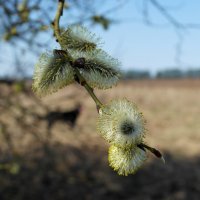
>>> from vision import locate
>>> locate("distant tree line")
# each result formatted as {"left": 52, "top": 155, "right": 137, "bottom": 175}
{"left": 123, "top": 70, "right": 150, "bottom": 79}
{"left": 123, "top": 68, "right": 200, "bottom": 79}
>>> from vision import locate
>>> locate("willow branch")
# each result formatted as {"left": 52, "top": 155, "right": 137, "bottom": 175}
{"left": 53, "top": 0, "right": 65, "bottom": 42}
{"left": 53, "top": 0, "right": 103, "bottom": 110}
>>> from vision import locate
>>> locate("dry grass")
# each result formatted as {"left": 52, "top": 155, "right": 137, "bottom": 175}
{"left": 0, "top": 79, "right": 200, "bottom": 200}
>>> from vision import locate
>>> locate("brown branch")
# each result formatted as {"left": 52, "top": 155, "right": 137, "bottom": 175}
{"left": 53, "top": 0, "right": 65, "bottom": 42}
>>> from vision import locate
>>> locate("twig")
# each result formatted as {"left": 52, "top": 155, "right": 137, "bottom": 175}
{"left": 150, "top": 0, "right": 182, "bottom": 29}
{"left": 53, "top": 0, "right": 65, "bottom": 42}
{"left": 52, "top": 0, "right": 103, "bottom": 111}
{"left": 74, "top": 68, "right": 103, "bottom": 110}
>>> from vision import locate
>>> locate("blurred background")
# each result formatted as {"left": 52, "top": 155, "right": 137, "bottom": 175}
{"left": 0, "top": 0, "right": 200, "bottom": 199}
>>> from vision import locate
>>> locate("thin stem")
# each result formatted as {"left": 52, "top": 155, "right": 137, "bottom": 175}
{"left": 53, "top": 0, "right": 65, "bottom": 42}
{"left": 84, "top": 83, "right": 103, "bottom": 110}
{"left": 74, "top": 68, "right": 103, "bottom": 110}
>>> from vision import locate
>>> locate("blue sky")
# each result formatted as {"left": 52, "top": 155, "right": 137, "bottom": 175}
{"left": 1, "top": 0, "right": 200, "bottom": 77}
{"left": 92, "top": 0, "right": 200, "bottom": 74}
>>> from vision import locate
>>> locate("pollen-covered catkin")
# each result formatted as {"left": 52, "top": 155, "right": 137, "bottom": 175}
{"left": 108, "top": 145, "right": 147, "bottom": 176}
{"left": 97, "top": 98, "right": 146, "bottom": 148}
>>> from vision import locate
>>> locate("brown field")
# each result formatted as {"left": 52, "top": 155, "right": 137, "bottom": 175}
{"left": 0, "top": 79, "right": 200, "bottom": 200}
